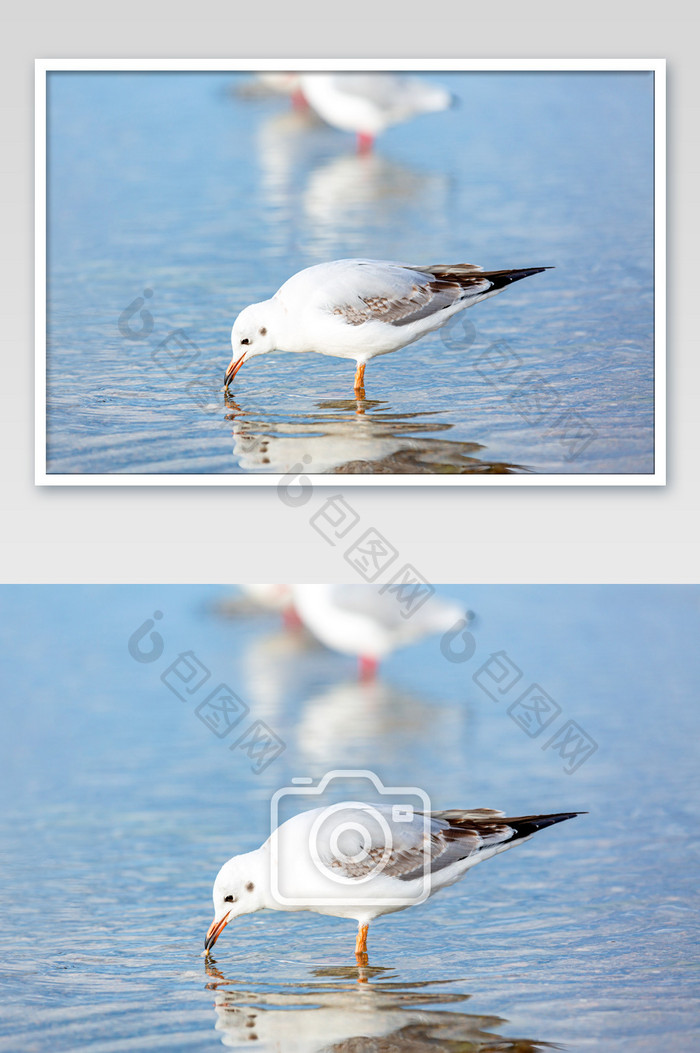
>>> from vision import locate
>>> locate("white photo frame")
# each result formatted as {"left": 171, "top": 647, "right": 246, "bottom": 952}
{"left": 35, "top": 58, "right": 665, "bottom": 485}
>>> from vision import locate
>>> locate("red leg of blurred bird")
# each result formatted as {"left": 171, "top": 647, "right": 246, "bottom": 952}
{"left": 355, "top": 923, "right": 369, "bottom": 965}
{"left": 359, "top": 655, "right": 378, "bottom": 680}
{"left": 357, "top": 132, "right": 374, "bottom": 153}
{"left": 354, "top": 363, "right": 366, "bottom": 397}
{"left": 291, "top": 88, "right": 308, "bottom": 110}
{"left": 282, "top": 606, "right": 304, "bottom": 631}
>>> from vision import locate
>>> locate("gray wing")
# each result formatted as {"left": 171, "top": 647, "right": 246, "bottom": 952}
{"left": 329, "top": 280, "right": 457, "bottom": 328}
{"left": 327, "top": 73, "right": 447, "bottom": 113}
{"left": 331, "top": 269, "right": 492, "bottom": 329}
{"left": 321, "top": 807, "right": 580, "bottom": 882}
{"left": 319, "top": 806, "right": 516, "bottom": 882}
{"left": 411, "top": 809, "right": 582, "bottom": 882}
{"left": 329, "top": 73, "right": 409, "bottom": 109}
{"left": 329, "top": 584, "right": 463, "bottom": 637}
{"left": 390, "top": 809, "right": 518, "bottom": 883}
{"left": 330, "top": 585, "right": 411, "bottom": 630}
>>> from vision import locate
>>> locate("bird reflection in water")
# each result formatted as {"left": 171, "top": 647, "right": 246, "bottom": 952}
{"left": 246, "top": 97, "right": 453, "bottom": 260}
{"left": 290, "top": 678, "right": 459, "bottom": 770}
{"left": 224, "top": 395, "right": 527, "bottom": 475}
{"left": 300, "top": 152, "right": 453, "bottom": 257}
{"left": 219, "top": 617, "right": 459, "bottom": 764}
{"left": 225, "top": 618, "right": 330, "bottom": 727}
{"left": 204, "top": 960, "right": 555, "bottom": 1052}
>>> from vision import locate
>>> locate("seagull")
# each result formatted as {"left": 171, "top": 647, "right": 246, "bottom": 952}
{"left": 204, "top": 805, "right": 582, "bottom": 963}
{"left": 290, "top": 585, "right": 467, "bottom": 678}
{"left": 299, "top": 73, "right": 454, "bottom": 152}
{"left": 224, "top": 259, "right": 551, "bottom": 397}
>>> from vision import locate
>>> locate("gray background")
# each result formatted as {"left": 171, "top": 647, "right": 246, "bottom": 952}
{"left": 3, "top": 2, "right": 697, "bottom": 582}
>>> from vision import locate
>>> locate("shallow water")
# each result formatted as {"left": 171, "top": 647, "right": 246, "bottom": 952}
{"left": 1, "top": 586, "right": 698, "bottom": 1050}
{"left": 45, "top": 70, "right": 655, "bottom": 475}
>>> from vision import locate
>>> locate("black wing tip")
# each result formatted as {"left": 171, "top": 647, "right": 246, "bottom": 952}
{"left": 485, "top": 266, "right": 555, "bottom": 290}
{"left": 504, "top": 811, "right": 584, "bottom": 842}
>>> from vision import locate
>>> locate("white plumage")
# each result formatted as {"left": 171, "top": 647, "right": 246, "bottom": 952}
{"left": 204, "top": 804, "right": 581, "bottom": 961}
{"left": 299, "top": 73, "right": 454, "bottom": 150}
{"left": 291, "top": 584, "right": 465, "bottom": 675}
{"left": 225, "top": 258, "right": 550, "bottom": 395}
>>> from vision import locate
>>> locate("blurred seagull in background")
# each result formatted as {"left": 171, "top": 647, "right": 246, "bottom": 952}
{"left": 299, "top": 73, "right": 454, "bottom": 152}
{"left": 204, "top": 805, "right": 582, "bottom": 963}
{"left": 224, "top": 259, "right": 552, "bottom": 397}
{"left": 290, "top": 584, "right": 467, "bottom": 678}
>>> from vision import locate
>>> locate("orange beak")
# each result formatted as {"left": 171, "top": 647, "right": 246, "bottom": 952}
{"left": 224, "top": 352, "right": 247, "bottom": 389}
{"left": 204, "top": 910, "right": 231, "bottom": 953}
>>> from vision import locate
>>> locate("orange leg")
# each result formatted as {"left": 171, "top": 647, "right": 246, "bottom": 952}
{"left": 355, "top": 922, "right": 369, "bottom": 965}
{"left": 354, "top": 362, "right": 366, "bottom": 397}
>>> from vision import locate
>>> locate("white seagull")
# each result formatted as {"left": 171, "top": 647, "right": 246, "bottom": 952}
{"left": 224, "top": 259, "right": 551, "bottom": 396}
{"left": 290, "top": 585, "right": 466, "bottom": 678}
{"left": 299, "top": 73, "right": 454, "bottom": 151}
{"left": 205, "top": 805, "right": 582, "bottom": 963}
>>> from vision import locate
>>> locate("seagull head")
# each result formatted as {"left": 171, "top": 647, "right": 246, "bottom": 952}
{"left": 225, "top": 303, "right": 277, "bottom": 388}
{"left": 204, "top": 851, "right": 266, "bottom": 953}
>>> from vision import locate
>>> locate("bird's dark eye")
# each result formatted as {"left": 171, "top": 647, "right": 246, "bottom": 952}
{"left": 240, "top": 338, "right": 250, "bottom": 345}
{"left": 246, "top": 882, "right": 255, "bottom": 892}
{"left": 259, "top": 327, "right": 267, "bottom": 336}
{"left": 224, "top": 894, "right": 236, "bottom": 903}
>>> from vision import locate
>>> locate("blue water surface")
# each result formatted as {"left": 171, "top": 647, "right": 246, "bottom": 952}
{"left": 0, "top": 585, "right": 698, "bottom": 1050}
{"left": 45, "top": 70, "right": 656, "bottom": 475}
